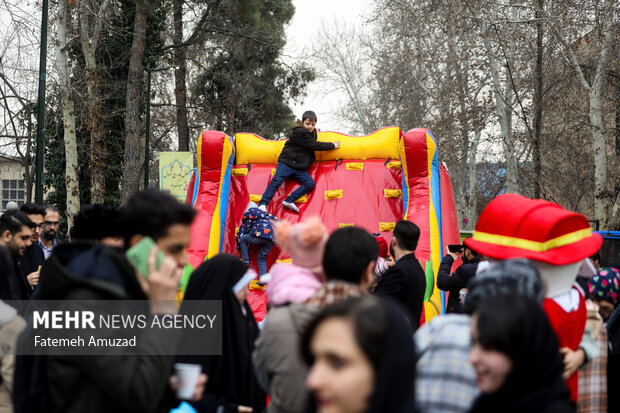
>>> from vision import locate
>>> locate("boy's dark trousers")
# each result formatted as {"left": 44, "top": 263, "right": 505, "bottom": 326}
{"left": 259, "top": 162, "right": 315, "bottom": 206}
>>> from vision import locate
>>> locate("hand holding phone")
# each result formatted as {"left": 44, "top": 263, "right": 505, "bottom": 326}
{"left": 126, "top": 237, "right": 165, "bottom": 279}
{"left": 145, "top": 247, "right": 181, "bottom": 312}
{"left": 447, "top": 244, "right": 463, "bottom": 253}
{"left": 127, "top": 237, "right": 179, "bottom": 312}
{"left": 447, "top": 244, "right": 463, "bottom": 260}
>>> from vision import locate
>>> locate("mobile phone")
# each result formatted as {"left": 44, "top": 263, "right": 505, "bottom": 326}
{"left": 126, "top": 236, "right": 165, "bottom": 279}
{"left": 448, "top": 244, "right": 463, "bottom": 253}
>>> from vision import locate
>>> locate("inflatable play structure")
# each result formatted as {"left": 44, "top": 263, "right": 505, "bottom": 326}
{"left": 184, "top": 126, "right": 461, "bottom": 323}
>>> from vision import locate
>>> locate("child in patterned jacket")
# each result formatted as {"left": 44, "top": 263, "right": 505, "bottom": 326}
{"left": 236, "top": 202, "right": 278, "bottom": 275}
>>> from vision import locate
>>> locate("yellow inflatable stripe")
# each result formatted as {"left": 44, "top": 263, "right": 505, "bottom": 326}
{"left": 235, "top": 227, "right": 239, "bottom": 236}
{"left": 325, "top": 190, "right": 343, "bottom": 199}
{"left": 316, "top": 127, "right": 401, "bottom": 161}
{"left": 275, "top": 258, "right": 292, "bottom": 264}
{"left": 339, "top": 223, "right": 355, "bottom": 228}
{"left": 384, "top": 189, "right": 402, "bottom": 199}
{"left": 232, "top": 168, "right": 248, "bottom": 176}
{"left": 271, "top": 168, "right": 276, "bottom": 176}
{"left": 387, "top": 161, "right": 402, "bottom": 170}
{"left": 207, "top": 135, "right": 233, "bottom": 258}
{"left": 235, "top": 127, "right": 401, "bottom": 165}
{"left": 399, "top": 138, "right": 410, "bottom": 219}
{"left": 424, "top": 299, "right": 441, "bottom": 321}
{"left": 379, "top": 222, "right": 395, "bottom": 231}
{"left": 249, "top": 194, "right": 262, "bottom": 203}
{"left": 197, "top": 133, "right": 203, "bottom": 174}
{"left": 235, "top": 133, "right": 285, "bottom": 165}
{"left": 426, "top": 132, "right": 442, "bottom": 322}
{"left": 346, "top": 162, "right": 364, "bottom": 170}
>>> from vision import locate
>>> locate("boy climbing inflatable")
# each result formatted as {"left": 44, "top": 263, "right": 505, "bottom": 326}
{"left": 258, "top": 111, "right": 340, "bottom": 213}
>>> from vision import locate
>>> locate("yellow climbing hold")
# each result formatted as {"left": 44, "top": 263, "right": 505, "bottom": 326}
{"left": 325, "top": 190, "right": 343, "bottom": 199}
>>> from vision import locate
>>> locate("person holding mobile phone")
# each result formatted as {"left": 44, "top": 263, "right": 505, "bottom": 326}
{"left": 437, "top": 238, "right": 482, "bottom": 313}
{"left": 19, "top": 189, "right": 205, "bottom": 413}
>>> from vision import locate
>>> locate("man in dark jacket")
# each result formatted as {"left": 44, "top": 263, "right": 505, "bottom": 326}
{"left": 38, "top": 205, "right": 62, "bottom": 260}
{"left": 0, "top": 245, "right": 16, "bottom": 304}
{"left": 258, "top": 111, "right": 340, "bottom": 213}
{"left": 437, "top": 240, "right": 481, "bottom": 313}
{"left": 373, "top": 219, "right": 426, "bottom": 329}
{"left": 18, "top": 203, "right": 46, "bottom": 294}
{"left": 14, "top": 189, "right": 203, "bottom": 413}
{"left": 0, "top": 210, "right": 34, "bottom": 303}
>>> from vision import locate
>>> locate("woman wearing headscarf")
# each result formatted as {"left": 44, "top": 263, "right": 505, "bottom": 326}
{"left": 589, "top": 267, "right": 620, "bottom": 412}
{"left": 301, "top": 296, "right": 415, "bottom": 413}
{"left": 588, "top": 267, "right": 620, "bottom": 321}
{"left": 469, "top": 294, "right": 574, "bottom": 413}
{"left": 179, "top": 254, "right": 265, "bottom": 413}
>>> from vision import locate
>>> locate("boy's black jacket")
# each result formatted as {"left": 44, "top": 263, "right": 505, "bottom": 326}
{"left": 277, "top": 120, "right": 335, "bottom": 170}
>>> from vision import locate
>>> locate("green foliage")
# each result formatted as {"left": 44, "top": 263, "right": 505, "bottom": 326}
{"left": 43, "top": 0, "right": 170, "bottom": 212}
{"left": 144, "top": 0, "right": 173, "bottom": 69}
{"left": 191, "top": 0, "right": 315, "bottom": 139}
{"left": 42, "top": 0, "right": 308, "bottom": 223}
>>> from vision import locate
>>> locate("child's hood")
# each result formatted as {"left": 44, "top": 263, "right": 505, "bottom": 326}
{"left": 266, "top": 263, "right": 323, "bottom": 306}
{"left": 292, "top": 119, "right": 305, "bottom": 131}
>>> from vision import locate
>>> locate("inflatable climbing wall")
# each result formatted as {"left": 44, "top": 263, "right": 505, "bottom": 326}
{"left": 184, "top": 127, "right": 461, "bottom": 323}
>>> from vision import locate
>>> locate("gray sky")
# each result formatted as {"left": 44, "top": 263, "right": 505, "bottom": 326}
{"left": 286, "top": 0, "right": 373, "bottom": 133}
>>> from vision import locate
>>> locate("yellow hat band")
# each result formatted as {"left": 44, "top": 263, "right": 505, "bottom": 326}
{"left": 472, "top": 227, "right": 592, "bottom": 253}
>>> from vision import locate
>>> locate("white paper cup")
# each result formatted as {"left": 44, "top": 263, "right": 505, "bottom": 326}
{"left": 174, "top": 363, "right": 201, "bottom": 400}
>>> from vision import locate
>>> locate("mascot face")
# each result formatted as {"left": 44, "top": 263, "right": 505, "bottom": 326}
{"left": 532, "top": 260, "right": 581, "bottom": 298}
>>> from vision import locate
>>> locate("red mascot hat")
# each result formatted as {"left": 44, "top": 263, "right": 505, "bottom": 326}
{"left": 464, "top": 194, "right": 602, "bottom": 265}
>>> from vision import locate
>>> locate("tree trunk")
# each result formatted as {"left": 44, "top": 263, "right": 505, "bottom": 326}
{"left": 589, "top": 0, "right": 614, "bottom": 228}
{"left": 610, "top": 191, "right": 620, "bottom": 230}
{"left": 121, "top": 1, "right": 148, "bottom": 204}
{"left": 532, "top": 0, "right": 544, "bottom": 199}
{"left": 55, "top": 0, "right": 80, "bottom": 229}
{"left": 482, "top": 21, "right": 519, "bottom": 194}
{"left": 504, "top": 9, "right": 519, "bottom": 194}
{"left": 591, "top": 87, "right": 609, "bottom": 227}
{"left": 25, "top": 104, "right": 33, "bottom": 202}
{"left": 79, "top": 1, "right": 108, "bottom": 203}
{"left": 173, "top": 0, "right": 190, "bottom": 151}
{"left": 547, "top": 0, "right": 614, "bottom": 227}
{"left": 446, "top": 20, "right": 470, "bottom": 228}
{"left": 467, "top": 129, "right": 481, "bottom": 230}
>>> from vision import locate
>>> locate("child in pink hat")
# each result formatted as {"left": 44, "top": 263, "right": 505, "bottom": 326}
{"left": 265, "top": 216, "right": 328, "bottom": 306}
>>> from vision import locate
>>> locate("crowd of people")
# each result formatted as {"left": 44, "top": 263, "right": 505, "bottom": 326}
{"left": 0, "top": 110, "right": 617, "bottom": 413}
{"left": 0, "top": 188, "right": 616, "bottom": 413}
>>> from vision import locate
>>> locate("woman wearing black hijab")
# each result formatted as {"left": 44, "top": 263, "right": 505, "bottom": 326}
{"left": 179, "top": 254, "right": 265, "bottom": 413}
{"left": 301, "top": 296, "right": 415, "bottom": 413}
{"left": 469, "top": 294, "right": 574, "bottom": 413}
